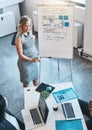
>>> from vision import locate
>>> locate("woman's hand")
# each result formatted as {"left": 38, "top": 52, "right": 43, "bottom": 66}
{"left": 37, "top": 55, "right": 40, "bottom": 61}
{"left": 31, "top": 56, "right": 40, "bottom": 62}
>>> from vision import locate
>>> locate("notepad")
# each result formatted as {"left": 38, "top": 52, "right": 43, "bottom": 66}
{"left": 36, "top": 83, "right": 55, "bottom": 99}
{"left": 52, "top": 87, "right": 78, "bottom": 103}
{"left": 55, "top": 119, "right": 83, "bottom": 130}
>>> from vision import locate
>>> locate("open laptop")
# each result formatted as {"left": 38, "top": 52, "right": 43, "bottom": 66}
{"left": 61, "top": 99, "right": 83, "bottom": 120}
{"left": 21, "top": 93, "right": 49, "bottom": 130}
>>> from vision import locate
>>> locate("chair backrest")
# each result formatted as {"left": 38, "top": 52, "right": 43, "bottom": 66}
{"left": 11, "top": 32, "right": 17, "bottom": 45}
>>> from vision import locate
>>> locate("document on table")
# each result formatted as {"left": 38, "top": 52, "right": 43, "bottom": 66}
{"left": 52, "top": 87, "right": 78, "bottom": 103}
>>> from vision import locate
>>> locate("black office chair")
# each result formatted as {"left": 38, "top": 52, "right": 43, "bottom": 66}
{"left": 11, "top": 32, "right": 17, "bottom": 45}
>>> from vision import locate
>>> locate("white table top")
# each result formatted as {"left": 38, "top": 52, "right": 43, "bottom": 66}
{"left": 22, "top": 82, "right": 87, "bottom": 130}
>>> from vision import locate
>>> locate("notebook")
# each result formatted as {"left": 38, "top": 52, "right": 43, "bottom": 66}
{"left": 21, "top": 94, "right": 49, "bottom": 130}
{"left": 55, "top": 119, "right": 83, "bottom": 130}
{"left": 61, "top": 99, "right": 83, "bottom": 120}
{"left": 36, "top": 83, "right": 55, "bottom": 99}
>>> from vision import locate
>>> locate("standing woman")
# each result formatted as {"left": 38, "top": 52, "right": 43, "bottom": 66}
{"left": 15, "top": 15, "right": 40, "bottom": 88}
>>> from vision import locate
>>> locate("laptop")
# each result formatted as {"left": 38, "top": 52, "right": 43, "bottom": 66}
{"left": 61, "top": 99, "right": 83, "bottom": 120}
{"left": 21, "top": 93, "right": 49, "bottom": 130}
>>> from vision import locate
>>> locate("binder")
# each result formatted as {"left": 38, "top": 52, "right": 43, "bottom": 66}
{"left": 52, "top": 87, "right": 78, "bottom": 103}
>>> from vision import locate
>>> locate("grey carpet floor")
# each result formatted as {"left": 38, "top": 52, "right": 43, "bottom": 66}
{"left": 0, "top": 33, "right": 92, "bottom": 121}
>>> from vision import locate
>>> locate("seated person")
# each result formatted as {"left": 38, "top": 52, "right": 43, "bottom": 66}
{"left": 0, "top": 94, "right": 25, "bottom": 130}
{"left": 78, "top": 99, "right": 92, "bottom": 130}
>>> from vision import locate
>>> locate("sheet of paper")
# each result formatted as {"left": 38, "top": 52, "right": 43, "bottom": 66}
{"left": 52, "top": 87, "right": 78, "bottom": 103}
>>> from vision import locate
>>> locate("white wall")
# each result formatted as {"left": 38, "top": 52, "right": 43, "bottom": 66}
{"left": 20, "top": 0, "right": 38, "bottom": 23}
{"left": 83, "top": 0, "right": 92, "bottom": 56}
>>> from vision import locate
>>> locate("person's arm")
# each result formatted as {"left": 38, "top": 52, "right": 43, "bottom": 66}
{"left": 15, "top": 37, "right": 39, "bottom": 62}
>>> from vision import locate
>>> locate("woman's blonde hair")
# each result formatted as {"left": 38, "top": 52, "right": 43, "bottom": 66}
{"left": 17, "top": 15, "right": 32, "bottom": 35}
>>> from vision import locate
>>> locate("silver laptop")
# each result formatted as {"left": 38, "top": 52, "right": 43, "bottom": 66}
{"left": 22, "top": 94, "right": 49, "bottom": 130}
{"left": 61, "top": 99, "right": 83, "bottom": 120}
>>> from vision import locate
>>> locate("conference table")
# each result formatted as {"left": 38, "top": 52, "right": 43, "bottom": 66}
{"left": 21, "top": 82, "right": 87, "bottom": 130}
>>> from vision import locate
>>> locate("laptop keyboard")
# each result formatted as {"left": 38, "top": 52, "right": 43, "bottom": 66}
{"left": 30, "top": 108, "right": 42, "bottom": 125}
{"left": 62, "top": 102, "right": 75, "bottom": 118}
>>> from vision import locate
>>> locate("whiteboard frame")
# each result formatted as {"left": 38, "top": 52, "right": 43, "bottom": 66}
{"left": 38, "top": 4, "right": 74, "bottom": 59}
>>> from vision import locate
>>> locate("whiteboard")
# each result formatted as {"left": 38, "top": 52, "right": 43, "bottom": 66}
{"left": 38, "top": 4, "right": 74, "bottom": 59}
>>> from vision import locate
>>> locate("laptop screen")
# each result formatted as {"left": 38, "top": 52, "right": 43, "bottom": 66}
{"left": 38, "top": 94, "right": 49, "bottom": 123}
